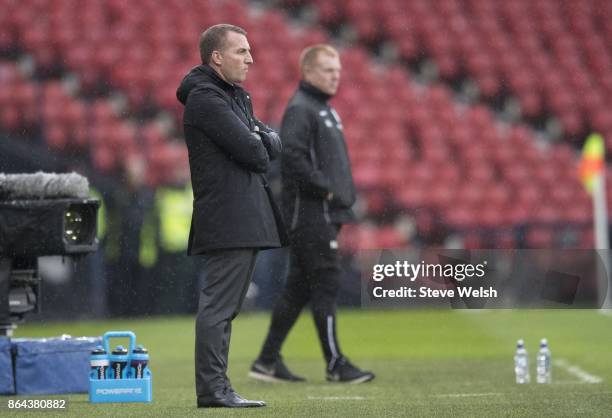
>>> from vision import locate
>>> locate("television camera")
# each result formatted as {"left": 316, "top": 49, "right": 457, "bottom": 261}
{"left": 0, "top": 172, "right": 99, "bottom": 336}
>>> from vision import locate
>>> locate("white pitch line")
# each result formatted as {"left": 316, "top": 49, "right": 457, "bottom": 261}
{"left": 554, "top": 359, "right": 603, "bottom": 384}
{"left": 434, "top": 393, "right": 503, "bottom": 398}
{"left": 307, "top": 396, "right": 366, "bottom": 401}
{"left": 551, "top": 380, "right": 592, "bottom": 385}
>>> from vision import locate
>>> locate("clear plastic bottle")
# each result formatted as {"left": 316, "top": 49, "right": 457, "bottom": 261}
{"left": 536, "top": 338, "right": 552, "bottom": 384}
{"left": 514, "top": 339, "right": 530, "bottom": 384}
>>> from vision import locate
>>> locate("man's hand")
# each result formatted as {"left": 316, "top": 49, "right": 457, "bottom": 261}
{"left": 257, "top": 131, "right": 282, "bottom": 160}
{"left": 325, "top": 192, "right": 334, "bottom": 201}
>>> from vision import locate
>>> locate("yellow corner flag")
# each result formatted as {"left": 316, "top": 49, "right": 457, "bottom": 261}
{"left": 579, "top": 133, "right": 605, "bottom": 194}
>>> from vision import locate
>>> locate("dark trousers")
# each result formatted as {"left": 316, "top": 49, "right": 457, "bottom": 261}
{"left": 259, "top": 223, "right": 343, "bottom": 369}
{"left": 195, "top": 249, "right": 258, "bottom": 400}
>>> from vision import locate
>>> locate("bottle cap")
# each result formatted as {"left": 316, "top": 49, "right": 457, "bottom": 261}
{"left": 112, "top": 345, "right": 128, "bottom": 355}
{"left": 517, "top": 339, "right": 525, "bottom": 348}
{"left": 133, "top": 344, "right": 148, "bottom": 354}
{"left": 91, "top": 345, "right": 106, "bottom": 355}
{"left": 540, "top": 338, "right": 548, "bottom": 347}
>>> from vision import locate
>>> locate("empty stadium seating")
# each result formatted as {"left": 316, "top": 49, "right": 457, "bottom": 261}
{"left": 0, "top": 0, "right": 604, "bottom": 249}
{"left": 300, "top": 0, "right": 612, "bottom": 149}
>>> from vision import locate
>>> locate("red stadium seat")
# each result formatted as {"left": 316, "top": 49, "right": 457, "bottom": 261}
{"left": 525, "top": 228, "right": 555, "bottom": 248}
{"left": 376, "top": 227, "right": 408, "bottom": 249}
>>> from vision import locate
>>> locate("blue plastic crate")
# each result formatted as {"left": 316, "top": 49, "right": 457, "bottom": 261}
{"left": 13, "top": 336, "right": 102, "bottom": 395}
{"left": 0, "top": 337, "right": 14, "bottom": 395}
{"left": 89, "top": 331, "right": 152, "bottom": 403}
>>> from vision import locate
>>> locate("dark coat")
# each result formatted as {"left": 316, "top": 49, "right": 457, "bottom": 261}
{"left": 281, "top": 81, "right": 357, "bottom": 230}
{"left": 176, "top": 64, "right": 287, "bottom": 254}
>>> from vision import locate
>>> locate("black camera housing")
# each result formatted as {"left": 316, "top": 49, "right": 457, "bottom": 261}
{"left": 0, "top": 198, "right": 99, "bottom": 256}
{"left": 0, "top": 198, "right": 99, "bottom": 335}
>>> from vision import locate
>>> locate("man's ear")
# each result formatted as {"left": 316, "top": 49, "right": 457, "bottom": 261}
{"left": 211, "top": 50, "right": 222, "bottom": 66}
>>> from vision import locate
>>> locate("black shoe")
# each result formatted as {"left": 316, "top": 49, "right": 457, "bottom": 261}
{"left": 249, "top": 358, "right": 306, "bottom": 383}
{"left": 326, "top": 357, "right": 375, "bottom": 384}
{"left": 197, "top": 389, "right": 266, "bottom": 408}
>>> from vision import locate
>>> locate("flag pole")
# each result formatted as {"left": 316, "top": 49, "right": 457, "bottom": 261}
{"left": 592, "top": 173, "right": 611, "bottom": 307}
{"left": 580, "top": 133, "right": 610, "bottom": 308}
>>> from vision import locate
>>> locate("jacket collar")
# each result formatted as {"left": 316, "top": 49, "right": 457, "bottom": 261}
{"left": 299, "top": 80, "right": 332, "bottom": 103}
{"left": 201, "top": 64, "right": 237, "bottom": 93}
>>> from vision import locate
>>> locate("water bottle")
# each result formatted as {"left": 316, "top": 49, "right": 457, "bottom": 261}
{"left": 514, "top": 339, "right": 530, "bottom": 384}
{"left": 90, "top": 346, "right": 109, "bottom": 380}
{"left": 536, "top": 338, "right": 552, "bottom": 383}
{"left": 110, "top": 345, "right": 129, "bottom": 379}
{"left": 130, "top": 345, "right": 149, "bottom": 379}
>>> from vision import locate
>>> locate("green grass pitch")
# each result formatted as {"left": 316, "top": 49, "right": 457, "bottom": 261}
{"left": 2, "top": 310, "right": 612, "bottom": 417}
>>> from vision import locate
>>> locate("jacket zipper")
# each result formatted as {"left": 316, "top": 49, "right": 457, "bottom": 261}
{"left": 322, "top": 200, "right": 331, "bottom": 224}
{"left": 309, "top": 140, "right": 331, "bottom": 224}
{"left": 291, "top": 191, "right": 301, "bottom": 231}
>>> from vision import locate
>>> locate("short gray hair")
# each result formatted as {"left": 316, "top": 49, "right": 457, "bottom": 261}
{"left": 199, "top": 24, "right": 247, "bottom": 64}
